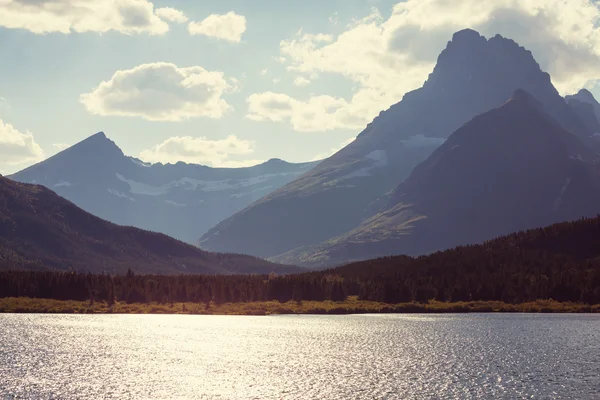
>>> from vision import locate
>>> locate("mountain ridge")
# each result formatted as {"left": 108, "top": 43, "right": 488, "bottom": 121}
{"left": 9, "top": 132, "right": 318, "bottom": 243}
{"left": 199, "top": 29, "right": 598, "bottom": 259}
{"left": 0, "top": 175, "right": 303, "bottom": 275}
{"left": 272, "top": 89, "right": 600, "bottom": 266}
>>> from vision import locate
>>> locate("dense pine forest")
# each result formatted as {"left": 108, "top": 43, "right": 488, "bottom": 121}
{"left": 2, "top": 216, "right": 600, "bottom": 305}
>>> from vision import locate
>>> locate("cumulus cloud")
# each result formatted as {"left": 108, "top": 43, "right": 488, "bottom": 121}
{"left": 139, "top": 135, "right": 257, "bottom": 167}
{"left": 80, "top": 62, "right": 237, "bottom": 121}
{"left": 0, "top": 119, "right": 44, "bottom": 166}
{"left": 188, "top": 11, "right": 246, "bottom": 42}
{"left": 250, "top": 0, "right": 600, "bottom": 132}
{"left": 293, "top": 76, "right": 311, "bottom": 87}
{"left": 0, "top": 0, "right": 170, "bottom": 35}
{"left": 155, "top": 7, "right": 188, "bottom": 24}
{"left": 247, "top": 91, "right": 375, "bottom": 132}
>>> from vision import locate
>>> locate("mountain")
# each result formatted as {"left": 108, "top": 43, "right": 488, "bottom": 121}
{"left": 273, "top": 90, "right": 600, "bottom": 266}
{"left": 9, "top": 132, "right": 317, "bottom": 244}
{"left": 566, "top": 89, "right": 600, "bottom": 134}
{"left": 0, "top": 175, "right": 303, "bottom": 274}
{"left": 199, "top": 29, "right": 597, "bottom": 259}
{"left": 324, "top": 214, "right": 600, "bottom": 304}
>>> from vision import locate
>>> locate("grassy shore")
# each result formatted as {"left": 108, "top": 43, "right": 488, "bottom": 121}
{"left": 1, "top": 296, "right": 599, "bottom": 315}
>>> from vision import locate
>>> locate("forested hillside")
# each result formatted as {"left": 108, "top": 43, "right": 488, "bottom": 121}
{"left": 0, "top": 176, "right": 302, "bottom": 275}
{"left": 3, "top": 216, "right": 600, "bottom": 305}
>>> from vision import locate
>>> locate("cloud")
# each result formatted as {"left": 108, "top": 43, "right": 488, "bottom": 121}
{"left": 0, "top": 119, "right": 44, "bottom": 166}
{"left": 329, "top": 12, "right": 339, "bottom": 25}
{"left": 293, "top": 76, "right": 310, "bottom": 87}
{"left": 188, "top": 11, "right": 246, "bottom": 42}
{"left": 139, "top": 135, "right": 257, "bottom": 167}
{"left": 247, "top": 91, "right": 374, "bottom": 132}
{"left": 155, "top": 7, "right": 188, "bottom": 24}
{"left": 0, "top": 0, "right": 170, "bottom": 35}
{"left": 310, "top": 137, "right": 356, "bottom": 161}
{"left": 251, "top": 0, "right": 600, "bottom": 132}
{"left": 80, "top": 62, "right": 237, "bottom": 121}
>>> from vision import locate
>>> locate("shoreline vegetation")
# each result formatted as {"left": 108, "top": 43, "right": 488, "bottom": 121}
{"left": 1, "top": 297, "right": 598, "bottom": 315}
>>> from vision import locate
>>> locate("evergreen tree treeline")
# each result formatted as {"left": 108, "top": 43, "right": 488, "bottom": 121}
{"left": 2, "top": 216, "right": 600, "bottom": 305}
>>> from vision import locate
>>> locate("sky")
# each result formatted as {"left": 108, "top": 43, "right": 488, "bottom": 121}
{"left": 1, "top": 0, "right": 600, "bottom": 174}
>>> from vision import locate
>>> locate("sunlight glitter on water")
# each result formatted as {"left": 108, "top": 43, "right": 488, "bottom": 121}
{"left": 1, "top": 314, "right": 599, "bottom": 399}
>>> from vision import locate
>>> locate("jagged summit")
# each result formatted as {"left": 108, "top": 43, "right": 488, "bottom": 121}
{"left": 198, "top": 30, "right": 598, "bottom": 260}
{"left": 58, "top": 131, "right": 124, "bottom": 160}
{"left": 573, "top": 89, "right": 597, "bottom": 102}
{"left": 9, "top": 132, "right": 318, "bottom": 244}
{"left": 451, "top": 28, "right": 484, "bottom": 42}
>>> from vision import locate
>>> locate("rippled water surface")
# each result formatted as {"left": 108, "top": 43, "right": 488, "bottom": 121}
{"left": 1, "top": 314, "right": 599, "bottom": 399}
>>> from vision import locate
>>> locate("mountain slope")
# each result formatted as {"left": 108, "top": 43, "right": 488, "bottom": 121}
{"left": 9, "top": 132, "right": 317, "bottom": 244}
{"left": 566, "top": 89, "right": 600, "bottom": 135}
{"left": 274, "top": 90, "right": 600, "bottom": 266}
{"left": 199, "top": 29, "right": 597, "bottom": 259}
{"left": 0, "top": 176, "right": 303, "bottom": 274}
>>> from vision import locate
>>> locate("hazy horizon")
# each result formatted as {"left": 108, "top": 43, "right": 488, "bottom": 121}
{"left": 1, "top": 0, "right": 600, "bottom": 175}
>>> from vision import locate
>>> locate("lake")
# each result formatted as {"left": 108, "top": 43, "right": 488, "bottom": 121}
{"left": 0, "top": 314, "right": 598, "bottom": 399}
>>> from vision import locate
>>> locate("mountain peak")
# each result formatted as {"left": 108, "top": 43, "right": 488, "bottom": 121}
{"left": 67, "top": 131, "right": 123, "bottom": 158}
{"left": 451, "top": 28, "right": 485, "bottom": 44}
{"left": 566, "top": 89, "right": 598, "bottom": 104}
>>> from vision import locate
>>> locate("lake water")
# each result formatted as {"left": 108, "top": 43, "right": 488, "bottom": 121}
{"left": 0, "top": 314, "right": 598, "bottom": 399}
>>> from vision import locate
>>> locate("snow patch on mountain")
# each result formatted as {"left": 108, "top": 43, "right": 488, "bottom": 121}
{"left": 339, "top": 150, "right": 389, "bottom": 181}
{"left": 108, "top": 188, "right": 135, "bottom": 201}
{"left": 165, "top": 200, "right": 186, "bottom": 207}
{"left": 130, "top": 158, "right": 152, "bottom": 168}
{"left": 53, "top": 181, "right": 72, "bottom": 188}
{"left": 553, "top": 177, "right": 572, "bottom": 211}
{"left": 116, "top": 172, "right": 306, "bottom": 196}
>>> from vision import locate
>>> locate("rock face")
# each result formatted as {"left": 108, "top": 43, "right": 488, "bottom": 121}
{"left": 0, "top": 176, "right": 303, "bottom": 274}
{"left": 273, "top": 90, "right": 600, "bottom": 266}
{"left": 9, "top": 132, "right": 317, "bottom": 244}
{"left": 566, "top": 89, "right": 600, "bottom": 136}
{"left": 199, "top": 29, "right": 595, "bottom": 259}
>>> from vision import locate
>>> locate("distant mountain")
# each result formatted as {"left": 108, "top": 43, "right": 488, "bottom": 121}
{"left": 9, "top": 132, "right": 317, "bottom": 243}
{"left": 0, "top": 175, "right": 303, "bottom": 274}
{"left": 566, "top": 89, "right": 600, "bottom": 134}
{"left": 199, "top": 29, "right": 597, "bottom": 259}
{"left": 274, "top": 90, "right": 600, "bottom": 266}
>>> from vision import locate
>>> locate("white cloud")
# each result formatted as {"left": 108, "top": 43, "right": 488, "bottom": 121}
{"left": 293, "top": 76, "right": 311, "bottom": 87}
{"left": 310, "top": 137, "right": 356, "bottom": 161}
{"left": 219, "top": 159, "right": 266, "bottom": 168}
{"left": 0, "top": 119, "right": 44, "bottom": 166}
{"left": 329, "top": 12, "right": 339, "bottom": 25}
{"left": 80, "top": 62, "right": 237, "bottom": 121}
{"left": 260, "top": 68, "right": 268, "bottom": 76}
{"left": 0, "top": 0, "right": 170, "bottom": 35}
{"left": 251, "top": 0, "right": 600, "bottom": 132}
{"left": 272, "top": 78, "right": 281, "bottom": 84}
{"left": 188, "top": 11, "right": 246, "bottom": 42}
{"left": 247, "top": 91, "right": 374, "bottom": 132}
{"left": 155, "top": 7, "right": 188, "bottom": 24}
{"left": 139, "top": 135, "right": 257, "bottom": 167}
